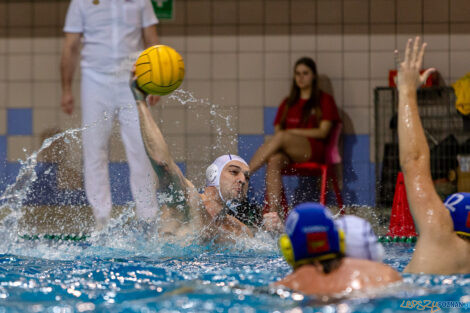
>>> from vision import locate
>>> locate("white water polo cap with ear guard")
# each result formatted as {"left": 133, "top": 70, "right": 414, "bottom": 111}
{"left": 205, "top": 154, "right": 249, "bottom": 207}
{"left": 335, "top": 215, "right": 385, "bottom": 262}
{"left": 205, "top": 154, "right": 248, "bottom": 188}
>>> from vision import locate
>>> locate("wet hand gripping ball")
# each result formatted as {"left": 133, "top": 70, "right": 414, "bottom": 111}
{"left": 135, "top": 45, "right": 185, "bottom": 95}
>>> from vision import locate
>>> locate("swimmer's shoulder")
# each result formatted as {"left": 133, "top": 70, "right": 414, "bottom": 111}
{"left": 341, "top": 258, "right": 402, "bottom": 283}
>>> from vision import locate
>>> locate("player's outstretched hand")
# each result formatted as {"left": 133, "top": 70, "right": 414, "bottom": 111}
{"left": 396, "top": 36, "right": 435, "bottom": 92}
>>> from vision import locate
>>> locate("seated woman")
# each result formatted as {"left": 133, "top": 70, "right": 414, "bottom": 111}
{"left": 249, "top": 57, "right": 341, "bottom": 217}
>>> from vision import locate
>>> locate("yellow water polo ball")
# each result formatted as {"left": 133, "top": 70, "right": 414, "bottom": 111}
{"left": 135, "top": 45, "right": 185, "bottom": 96}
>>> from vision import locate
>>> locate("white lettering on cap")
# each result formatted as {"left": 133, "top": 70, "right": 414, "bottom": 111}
{"left": 445, "top": 193, "right": 465, "bottom": 212}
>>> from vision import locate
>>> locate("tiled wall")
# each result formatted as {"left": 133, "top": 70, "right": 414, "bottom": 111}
{"left": 1, "top": 0, "right": 470, "bottom": 207}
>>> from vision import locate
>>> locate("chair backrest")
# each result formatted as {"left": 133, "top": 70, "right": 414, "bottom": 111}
{"left": 325, "top": 122, "right": 342, "bottom": 165}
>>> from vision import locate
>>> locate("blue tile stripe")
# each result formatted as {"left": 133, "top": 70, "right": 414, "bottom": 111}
{"left": 263, "top": 107, "right": 278, "bottom": 135}
{"left": 0, "top": 136, "right": 6, "bottom": 161}
{"left": 0, "top": 161, "right": 185, "bottom": 206}
{"left": 7, "top": 109, "right": 33, "bottom": 135}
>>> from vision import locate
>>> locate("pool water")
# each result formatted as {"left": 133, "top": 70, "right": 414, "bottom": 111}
{"left": 0, "top": 94, "right": 468, "bottom": 312}
{"left": 0, "top": 226, "right": 469, "bottom": 313}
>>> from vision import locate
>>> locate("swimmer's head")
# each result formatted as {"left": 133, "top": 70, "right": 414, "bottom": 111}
{"left": 335, "top": 215, "right": 384, "bottom": 262}
{"left": 444, "top": 193, "right": 470, "bottom": 238}
{"left": 206, "top": 154, "right": 250, "bottom": 202}
{"left": 279, "top": 202, "right": 345, "bottom": 269}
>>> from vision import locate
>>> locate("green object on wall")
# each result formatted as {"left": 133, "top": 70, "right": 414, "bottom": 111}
{"left": 151, "top": 0, "right": 174, "bottom": 20}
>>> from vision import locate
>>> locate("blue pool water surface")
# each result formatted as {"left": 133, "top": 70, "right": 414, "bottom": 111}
{"left": 0, "top": 230, "right": 469, "bottom": 313}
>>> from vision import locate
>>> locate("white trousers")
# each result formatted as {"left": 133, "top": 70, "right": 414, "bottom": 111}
{"left": 81, "top": 68, "right": 159, "bottom": 221}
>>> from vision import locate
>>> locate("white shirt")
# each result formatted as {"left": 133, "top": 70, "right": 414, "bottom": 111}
{"left": 64, "top": 0, "right": 158, "bottom": 73}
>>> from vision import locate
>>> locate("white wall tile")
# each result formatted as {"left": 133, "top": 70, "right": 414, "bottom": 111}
{"left": 238, "top": 0, "right": 263, "bottom": 24}
{"left": 265, "top": 25, "right": 289, "bottom": 52}
{"left": 212, "top": 26, "right": 237, "bottom": 52}
{"left": 317, "top": 52, "right": 343, "bottom": 79}
{"left": 32, "top": 37, "right": 58, "bottom": 54}
{"left": 397, "top": 0, "right": 422, "bottom": 23}
{"left": 370, "top": 51, "right": 395, "bottom": 79}
{"left": 371, "top": 0, "right": 396, "bottom": 24}
{"left": 344, "top": 25, "right": 369, "bottom": 51}
{"left": 58, "top": 109, "right": 81, "bottom": 130}
{"left": 161, "top": 35, "right": 186, "bottom": 53}
{"left": 160, "top": 107, "right": 185, "bottom": 135}
{"left": 33, "top": 108, "right": 58, "bottom": 136}
{"left": 187, "top": 27, "right": 211, "bottom": 52}
{"left": 344, "top": 52, "right": 369, "bottom": 79}
{"left": 0, "top": 82, "right": 5, "bottom": 108}
{"left": 212, "top": 0, "right": 237, "bottom": 25}
{"left": 0, "top": 109, "right": 5, "bottom": 135}
{"left": 186, "top": 80, "right": 211, "bottom": 100}
{"left": 329, "top": 79, "right": 343, "bottom": 108}
{"left": 33, "top": 82, "right": 60, "bottom": 108}
{"left": 187, "top": 0, "right": 211, "bottom": 25}
{"left": 343, "top": 0, "right": 369, "bottom": 24}
{"left": 424, "top": 51, "right": 450, "bottom": 80}
{"left": 8, "top": 38, "right": 32, "bottom": 54}
{"left": 186, "top": 135, "right": 212, "bottom": 162}
{"left": 265, "top": 80, "right": 290, "bottom": 107}
{"left": 239, "top": 53, "right": 264, "bottom": 79}
{"left": 343, "top": 80, "right": 370, "bottom": 107}
{"left": 264, "top": 53, "right": 290, "bottom": 79}
{"left": 450, "top": 24, "right": 470, "bottom": 51}
{"left": 265, "top": 0, "right": 289, "bottom": 24}
{"left": 291, "top": 1, "right": 316, "bottom": 24}
{"left": 396, "top": 24, "right": 422, "bottom": 50}
{"left": 450, "top": 51, "right": 470, "bottom": 79}
{"left": 185, "top": 53, "right": 211, "bottom": 80}
{"left": 0, "top": 38, "right": 6, "bottom": 54}
{"left": 238, "top": 26, "right": 263, "bottom": 52}
{"left": 239, "top": 108, "right": 264, "bottom": 134}
{"left": 8, "top": 55, "right": 32, "bottom": 81}
{"left": 317, "top": 0, "right": 342, "bottom": 24}
{"left": 212, "top": 134, "right": 238, "bottom": 158}
{"left": 424, "top": 24, "right": 449, "bottom": 51}
{"left": 213, "top": 106, "right": 238, "bottom": 135}
{"left": 291, "top": 25, "right": 316, "bottom": 51}
{"left": 239, "top": 80, "right": 264, "bottom": 107}
{"left": 424, "top": 0, "right": 449, "bottom": 23}
{"left": 450, "top": 0, "right": 470, "bottom": 23}
{"left": 7, "top": 82, "right": 32, "bottom": 108}
{"left": 7, "top": 136, "right": 33, "bottom": 161}
{"left": 185, "top": 161, "right": 206, "bottom": 188}
{"left": 212, "top": 53, "right": 237, "bottom": 79}
{"left": 317, "top": 25, "right": 342, "bottom": 51}
{"left": 212, "top": 81, "right": 237, "bottom": 106}
{"left": 166, "top": 135, "right": 186, "bottom": 162}
{"left": 33, "top": 54, "right": 60, "bottom": 81}
{"left": 370, "top": 24, "right": 396, "bottom": 51}
{"left": 342, "top": 107, "right": 369, "bottom": 135}
{"left": 186, "top": 106, "right": 212, "bottom": 135}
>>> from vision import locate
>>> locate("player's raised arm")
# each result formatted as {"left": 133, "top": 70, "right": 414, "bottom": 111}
{"left": 397, "top": 37, "right": 453, "bottom": 238}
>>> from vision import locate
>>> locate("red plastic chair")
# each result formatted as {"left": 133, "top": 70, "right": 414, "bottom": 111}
{"left": 264, "top": 123, "right": 344, "bottom": 216}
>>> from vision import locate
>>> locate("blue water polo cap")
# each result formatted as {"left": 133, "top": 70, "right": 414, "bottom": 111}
{"left": 279, "top": 202, "right": 345, "bottom": 268}
{"left": 444, "top": 192, "right": 470, "bottom": 237}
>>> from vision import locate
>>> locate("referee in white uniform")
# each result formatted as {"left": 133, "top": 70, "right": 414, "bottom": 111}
{"left": 60, "top": 0, "right": 160, "bottom": 229}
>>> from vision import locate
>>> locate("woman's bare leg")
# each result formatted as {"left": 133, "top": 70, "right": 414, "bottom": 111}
{"left": 266, "top": 153, "right": 290, "bottom": 217}
{"left": 249, "top": 131, "right": 313, "bottom": 173}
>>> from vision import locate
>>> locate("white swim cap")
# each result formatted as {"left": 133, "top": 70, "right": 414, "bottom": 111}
{"left": 206, "top": 154, "right": 248, "bottom": 187}
{"left": 335, "top": 215, "right": 385, "bottom": 262}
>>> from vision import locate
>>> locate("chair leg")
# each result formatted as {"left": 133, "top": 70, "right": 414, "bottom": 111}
{"left": 330, "top": 170, "right": 344, "bottom": 215}
{"left": 320, "top": 166, "right": 327, "bottom": 205}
